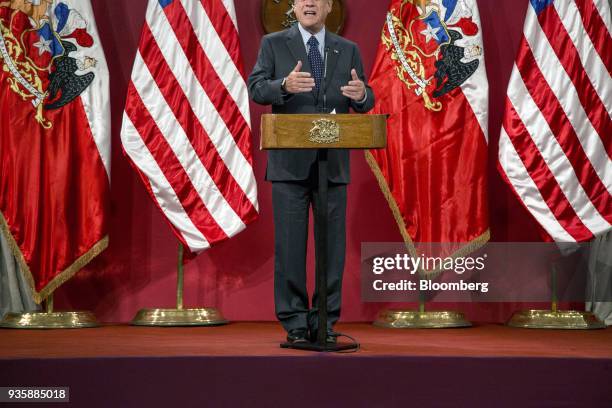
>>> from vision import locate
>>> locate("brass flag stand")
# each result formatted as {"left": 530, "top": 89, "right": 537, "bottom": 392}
{"left": 507, "top": 264, "right": 605, "bottom": 329}
{"left": 131, "top": 243, "right": 228, "bottom": 326}
{"left": 374, "top": 290, "right": 471, "bottom": 329}
{"left": 0, "top": 293, "right": 99, "bottom": 329}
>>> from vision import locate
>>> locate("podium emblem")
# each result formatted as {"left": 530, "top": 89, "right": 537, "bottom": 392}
{"left": 309, "top": 118, "right": 340, "bottom": 144}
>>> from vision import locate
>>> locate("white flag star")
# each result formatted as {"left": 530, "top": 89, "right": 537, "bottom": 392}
{"left": 33, "top": 37, "right": 52, "bottom": 56}
{"left": 420, "top": 24, "right": 441, "bottom": 43}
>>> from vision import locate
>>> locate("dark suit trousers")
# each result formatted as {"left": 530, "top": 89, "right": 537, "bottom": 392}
{"left": 272, "top": 171, "right": 347, "bottom": 333}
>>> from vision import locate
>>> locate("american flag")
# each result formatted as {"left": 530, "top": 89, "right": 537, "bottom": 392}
{"left": 498, "top": 0, "right": 611, "bottom": 242}
{"left": 121, "top": 0, "right": 258, "bottom": 253}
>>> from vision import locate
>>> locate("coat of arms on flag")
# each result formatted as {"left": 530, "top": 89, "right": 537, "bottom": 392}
{"left": 367, "top": 0, "right": 489, "bottom": 273}
{"left": 0, "top": 0, "right": 110, "bottom": 303}
{"left": 382, "top": 0, "right": 483, "bottom": 111}
{"left": 0, "top": 0, "right": 98, "bottom": 128}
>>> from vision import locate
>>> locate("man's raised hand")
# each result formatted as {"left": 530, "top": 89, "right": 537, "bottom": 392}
{"left": 283, "top": 61, "right": 315, "bottom": 94}
{"left": 341, "top": 68, "right": 366, "bottom": 101}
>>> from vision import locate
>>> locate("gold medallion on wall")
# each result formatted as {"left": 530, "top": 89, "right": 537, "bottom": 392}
{"left": 261, "top": 0, "right": 346, "bottom": 34}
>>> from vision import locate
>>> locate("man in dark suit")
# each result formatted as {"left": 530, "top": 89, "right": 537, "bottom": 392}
{"left": 248, "top": 0, "right": 374, "bottom": 344}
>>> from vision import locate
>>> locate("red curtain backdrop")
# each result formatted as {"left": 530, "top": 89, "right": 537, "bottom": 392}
{"left": 53, "top": 0, "right": 551, "bottom": 323}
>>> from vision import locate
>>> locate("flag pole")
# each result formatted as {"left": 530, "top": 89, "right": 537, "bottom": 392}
{"left": 507, "top": 260, "right": 604, "bottom": 329}
{"left": 46, "top": 294, "right": 53, "bottom": 314}
{"left": 419, "top": 290, "right": 425, "bottom": 313}
{"left": 551, "top": 264, "right": 558, "bottom": 314}
{"left": 176, "top": 244, "right": 184, "bottom": 311}
{"left": 130, "top": 241, "right": 228, "bottom": 327}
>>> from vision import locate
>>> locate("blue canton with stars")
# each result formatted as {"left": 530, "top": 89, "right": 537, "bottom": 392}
{"left": 530, "top": 0, "right": 555, "bottom": 15}
{"left": 307, "top": 36, "right": 324, "bottom": 94}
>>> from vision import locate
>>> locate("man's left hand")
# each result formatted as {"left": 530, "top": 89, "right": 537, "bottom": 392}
{"left": 341, "top": 69, "right": 366, "bottom": 101}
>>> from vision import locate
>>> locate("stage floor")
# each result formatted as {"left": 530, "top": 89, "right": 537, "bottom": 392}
{"left": 1, "top": 322, "right": 611, "bottom": 358}
{"left": 1, "top": 323, "right": 611, "bottom": 407}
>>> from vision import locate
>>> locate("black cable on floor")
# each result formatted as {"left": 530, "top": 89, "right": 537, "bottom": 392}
{"left": 329, "top": 331, "right": 360, "bottom": 353}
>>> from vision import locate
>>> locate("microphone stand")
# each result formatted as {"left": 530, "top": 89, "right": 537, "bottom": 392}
{"left": 323, "top": 46, "right": 329, "bottom": 113}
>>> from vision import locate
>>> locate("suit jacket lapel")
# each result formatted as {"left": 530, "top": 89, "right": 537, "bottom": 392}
{"left": 323, "top": 32, "right": 340, "bottom": 94}
{"left": 286, "top": 25, "right": 318, "bottom": 101}
{"left": 286, "top": 25, "right": 311, "bottom": 74}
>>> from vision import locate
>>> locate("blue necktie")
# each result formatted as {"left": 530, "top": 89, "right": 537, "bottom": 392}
{"left": 307, "top": 36, "right": 323, "bottom": 94}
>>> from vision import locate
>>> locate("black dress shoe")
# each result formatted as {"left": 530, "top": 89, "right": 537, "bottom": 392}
{"left": 309, "top": 330, "right": 337, "bottom": 344}
{"left": 286, "top": 328, "right": 309, "bottom": 344}
{"left": 325, "top": 332, "right": 337, "bottom": 344}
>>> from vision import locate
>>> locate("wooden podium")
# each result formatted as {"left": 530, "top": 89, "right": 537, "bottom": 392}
{"left": 261, "top": 114, "right": 387, "bottom": 352}
{"left": 261, "top": 114, "right": 386, "bottom": 149}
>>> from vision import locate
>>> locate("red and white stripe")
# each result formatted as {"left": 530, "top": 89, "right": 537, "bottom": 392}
{"left": 498, "top": 0, "right": 612, "bottom": 243}
{"left": 121, "top": 0, "right": 258, "bottom": 253}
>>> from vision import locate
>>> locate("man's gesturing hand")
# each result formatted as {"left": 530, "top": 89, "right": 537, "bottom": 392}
{"left": 283, "top": 61, "right": 315, "bottom": 94}
{"left": 341, "top": 69, "right": 366, "bottom": 101}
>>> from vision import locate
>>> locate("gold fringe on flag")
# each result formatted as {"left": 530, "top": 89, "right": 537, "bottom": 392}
{"left": 0, "top": 211, "right": 108, "bottom": 304}
{"left": 365, "top": 151, "right": 490, "bottom": 278}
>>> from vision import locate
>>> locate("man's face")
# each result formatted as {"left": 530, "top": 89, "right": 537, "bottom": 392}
{"left": 293, "top": 0, "right": 332, "bottom": 33}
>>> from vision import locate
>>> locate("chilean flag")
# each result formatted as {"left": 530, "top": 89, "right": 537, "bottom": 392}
{"left": 0, "top": 0, "right": 110, "bottom": 303}
{"left": 367, "top": 0, "right": 490, "bottom": 270}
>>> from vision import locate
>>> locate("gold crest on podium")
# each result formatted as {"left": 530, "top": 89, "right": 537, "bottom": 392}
{"left": 309, "top": 118, "right": 340, "bottom": 144}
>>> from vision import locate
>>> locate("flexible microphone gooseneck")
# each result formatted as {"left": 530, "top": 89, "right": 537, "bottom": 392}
{"left": 323, "top": 46, "right": 330, "bottom": 113}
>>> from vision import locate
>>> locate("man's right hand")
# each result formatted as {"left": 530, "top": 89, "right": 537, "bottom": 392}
{"left": 282, "top": 61, "right": 315, "bottom": 94}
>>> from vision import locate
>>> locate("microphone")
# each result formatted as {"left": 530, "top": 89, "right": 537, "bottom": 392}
{"left": 323, "top": 46, "right": 330, "bottom": 79}
{"left": 323, "top": 46, "right": 330, "bottom": 113}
